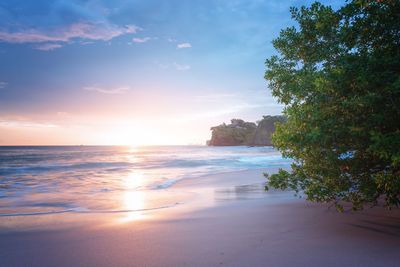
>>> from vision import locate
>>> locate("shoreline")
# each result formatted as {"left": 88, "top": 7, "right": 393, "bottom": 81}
{"left": 0, "top": 167, "right": 285, "bottom": 222}
{"left": 1, "top": 169, "right": 400, "bottom": 266}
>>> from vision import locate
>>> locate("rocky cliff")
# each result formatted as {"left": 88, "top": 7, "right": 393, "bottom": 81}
{"left": 207, "top": 116, "right": 286, "bottom": 146}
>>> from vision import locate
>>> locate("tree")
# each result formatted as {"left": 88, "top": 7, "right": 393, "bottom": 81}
{"left": 264, "top": 0, "right": 400, "bottom": 211}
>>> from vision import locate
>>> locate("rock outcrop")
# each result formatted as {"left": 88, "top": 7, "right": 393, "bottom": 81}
{"left": 207, "top": 116, "right": 286, "bottom": 146}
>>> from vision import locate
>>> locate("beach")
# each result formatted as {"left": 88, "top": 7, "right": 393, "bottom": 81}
{"left": 1, "top": 168, "right": 400, "bottom": 267}
{"left": 1, "top": 0, "right": 398, "bottom": 266}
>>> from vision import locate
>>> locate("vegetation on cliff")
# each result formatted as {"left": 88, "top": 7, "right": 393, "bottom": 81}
{"left": 264, "top": 0, "right": 400, "bottom": 211}
{"left": 208, "top": 116, "right": 285, "bottom": 146}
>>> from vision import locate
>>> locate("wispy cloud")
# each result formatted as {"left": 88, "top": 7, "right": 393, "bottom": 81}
{"left": 177, "top": 42, "right": 191, "bottom": 49}
{"left": 0, "top": 119, "right": 57, "bottom": 129}
{"left": 155, "top": 61, "right": 170, "bottom": 69}
{"left": 0, "top": 0, "right": 145, "bottom": 52}
{"left": 195, "top": 93, "right": 237, "bottom": 101}
{"left": 173, "top": 63, "right": 191, "bottom": 71}
{"left": 83, "top": 85, "right": 130, "bottom": 94}
{"left": 56, "top": 111, "right": 70, "bottom": 117}
{"left": 174, "top": 103, "right": 263, "bottom": 123}
{"left": 0, "top": 81, "right": 7, "bottom": 89}
{"left": 132, "top": 37, "right": 152, "bottom": 43}
{"left": 155, "top": 62, "right": 191, "bottom": 71}
{"left": 0, "top": 23, "right": 139, "bottom": 44}
{"left": 200, "top": 103, "right": 262, "bottom": 117}
{"left": 34, "top": 43, "right": 63, "bottom": 51}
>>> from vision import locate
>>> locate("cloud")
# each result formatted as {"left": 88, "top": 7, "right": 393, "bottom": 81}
{"left": 0, "top": 119, "right": 57, "bottom": 129}
{"left": 177, "top": 42, "right": 191, "bottom": 49}
{"left": 0, "top": 23, "right": 140, "bottom": 45}
{"left": 174, "top": 103, "right": 264, "bottom": 123}
{"left": 34, "top": 43, "right": 63, "bottom": 51}
{"left": 83, "top": 85, "right": 130, "bottom": 94}
{"left": 56, "top": 111, "right": 70, "bottom": 117}
{"left": 173, "top": 63, "right": 191, "bottom": 71}
{"left": 155, "top": 62, "right": 191, "bottom": 71}
{"left": 0, "top": 1, "right": 141, "bottom": 51}
{"left": 132, "top": 37, "right": 151, "bottom": 43}
{"left": 195, "top": 93, "right": 237, "bottom": 101}
{"left": 155, "top": 61, "right": 170, "bottom": 69}
{"left": 0, "top": 81, "right": 7, "bottom": 89}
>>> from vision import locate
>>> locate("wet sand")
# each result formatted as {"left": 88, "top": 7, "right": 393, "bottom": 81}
{"left": 1, "top": 169, "right": 400, "bottom": 267}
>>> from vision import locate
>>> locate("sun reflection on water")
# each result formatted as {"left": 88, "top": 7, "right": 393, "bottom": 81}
{"left": 120, "top": 172, "right": 146, "bottom": 222}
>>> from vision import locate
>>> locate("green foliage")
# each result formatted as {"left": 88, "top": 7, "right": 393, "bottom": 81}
{"left": 252, "top": 116, "right": 287, "bottom": 146}
{"left": 264, "top": 0, "right": 400, "bottom": 210}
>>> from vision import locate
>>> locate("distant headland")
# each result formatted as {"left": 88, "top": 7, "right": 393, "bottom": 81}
{"left": 207, "top": 115, "right": 286, "bottom": 146}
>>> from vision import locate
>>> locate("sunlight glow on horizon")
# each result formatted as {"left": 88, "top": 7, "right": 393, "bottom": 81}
{"left": 0, "top": 95, "right": 283, "bottom": 146}
{"left": 0, "top": 115, "right": 213, "bottom": 146}
{"left": 0, "top": 0, "right": 327, "bottom": 145}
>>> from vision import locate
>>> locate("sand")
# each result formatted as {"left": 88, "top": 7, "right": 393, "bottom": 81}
{"left": 1, "top": 169, "right": 400, "bottom": 267}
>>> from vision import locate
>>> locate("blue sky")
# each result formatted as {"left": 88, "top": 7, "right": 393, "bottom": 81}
{"left": 0, "top": 0, "right": 344, "bottom": 145}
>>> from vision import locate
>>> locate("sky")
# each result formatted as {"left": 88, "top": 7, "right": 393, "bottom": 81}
{"left": 0, "top": 0, "right": 344, "bottom": 145}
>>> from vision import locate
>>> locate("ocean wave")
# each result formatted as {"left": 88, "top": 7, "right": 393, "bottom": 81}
{"left": 0, "top": 157, "right": 263, "bottom": 175}
{"left": 0, "top": 146, "right": 292, "bottom": 216}
{"left": 151, "top": 178, "right": 182, "bottom": 189}
{"left": 0, "top": 161, "right": 134, "bottom": 175}
{"left": 0, "top": 203, "right": 181, "bottom": 217}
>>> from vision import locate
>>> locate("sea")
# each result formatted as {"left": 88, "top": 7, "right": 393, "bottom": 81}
{"left": 0, "top": 146, "right": 292, "bottom": 217}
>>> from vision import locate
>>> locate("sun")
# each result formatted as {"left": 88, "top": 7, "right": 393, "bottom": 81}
{"left": 98, "top": 125, "right": 151, "bottom": 146}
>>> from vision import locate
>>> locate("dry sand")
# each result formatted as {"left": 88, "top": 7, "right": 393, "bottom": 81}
{"left": 1, "top": 169, "right": 400, "bottom": 267}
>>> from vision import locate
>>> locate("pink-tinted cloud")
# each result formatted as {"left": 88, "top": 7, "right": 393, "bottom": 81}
{"left": 0, "top": 22, "right": 140, "bottom": 44}
{"left": 0, "top": 118, "right": 58, "bottom": 128}
{"left": 34, "top": 43, "right": 63, "bottom": 51}
{"left": 132, "top": 37, "right": 151, "bottom": 43}
{"left": 83, "top": 85, "right": 131, "bottom": 94}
